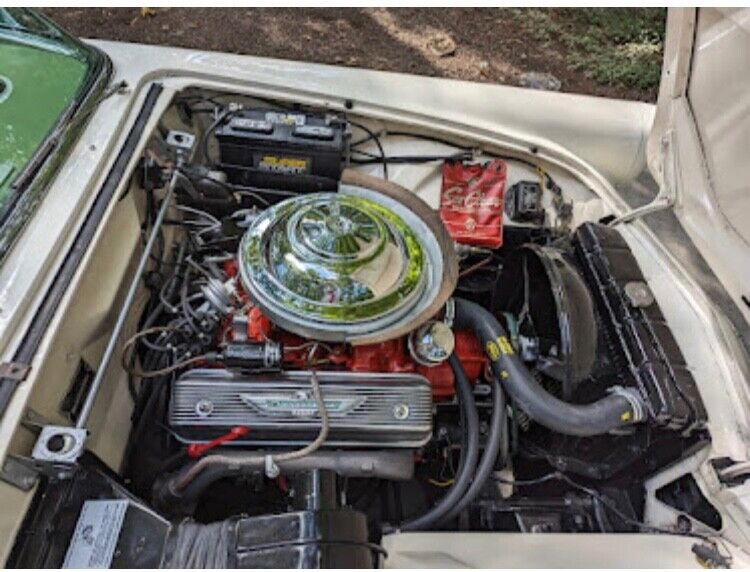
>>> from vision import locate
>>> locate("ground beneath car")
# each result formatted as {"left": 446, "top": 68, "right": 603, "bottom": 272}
{"left": 42, "top": 8, "right": 662, "bottom": 102}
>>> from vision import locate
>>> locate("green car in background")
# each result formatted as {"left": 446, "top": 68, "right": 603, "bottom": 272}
{"left": 0, "top": 8, "right": 108, "bottom": 260}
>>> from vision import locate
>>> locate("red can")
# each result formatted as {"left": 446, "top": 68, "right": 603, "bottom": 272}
{"left": 439, "top": 159, "right": 507, "bottom": 248}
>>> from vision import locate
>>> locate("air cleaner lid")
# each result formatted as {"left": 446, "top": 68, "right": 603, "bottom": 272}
{"left": 239, "top": 188, "right": 450, "bottom": 343}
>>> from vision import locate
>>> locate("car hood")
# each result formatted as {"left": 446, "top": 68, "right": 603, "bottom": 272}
{"left": 648, "top": 8, "right": 750, "bottom": 326}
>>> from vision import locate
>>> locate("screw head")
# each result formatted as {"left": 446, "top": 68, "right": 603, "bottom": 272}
{"left": 393, "top": 403, "right": 410, "bottom": 420}
{"left": 195, "top": 399, "right": 214, "bottom": 417}
{"left": 624, "top": 281, "right": 654, "bottom": 308}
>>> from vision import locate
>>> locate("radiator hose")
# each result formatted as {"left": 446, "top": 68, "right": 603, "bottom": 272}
{"left": 453, "top": 298, "right": 644, "bottom": 437}
{"left": 400, "top": 354, "right": 480, "bottom": 531}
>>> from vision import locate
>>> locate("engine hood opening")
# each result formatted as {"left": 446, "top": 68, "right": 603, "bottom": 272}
{"left": 1, "top": 72, "right": 747, "bottom": 566}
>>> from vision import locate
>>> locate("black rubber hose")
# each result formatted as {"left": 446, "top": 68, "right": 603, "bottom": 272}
{"left": 452, "top": 298, "right": 644, "bottom": 437}
{"left": 440, "top": 373, "right": 506, "bottom": 524}
{"left": 401, "top": 354, "right": 480, "bottom": 531}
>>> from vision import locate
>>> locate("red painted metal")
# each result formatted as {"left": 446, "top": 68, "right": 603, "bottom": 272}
{"left": 186, "top": 426, "right": 250, "bottom": 458}
{"left": 440, "top": 159, "right": 506, "bottom": 248}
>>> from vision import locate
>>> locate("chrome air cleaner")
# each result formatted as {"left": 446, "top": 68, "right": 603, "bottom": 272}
{"left": 239, "top": 181, "right": 457, "bottom": 343}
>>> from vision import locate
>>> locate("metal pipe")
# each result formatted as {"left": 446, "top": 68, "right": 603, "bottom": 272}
{"left": 294, "top": 469, "right": 338, "bottom": 512}
{"left": 154, "top": 450, "right": 415, "bottom": 509}
{"left": 76, "top": 174, "right": 176, "bottom": 428}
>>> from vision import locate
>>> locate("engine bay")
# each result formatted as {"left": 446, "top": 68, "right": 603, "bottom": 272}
{"left": 10, "top": 88, "right": 718, "bottom": 568}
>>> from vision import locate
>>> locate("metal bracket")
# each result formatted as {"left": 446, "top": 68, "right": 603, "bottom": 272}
{"left": 611, "top": 183, "right": 676, "bottom": 225}
{"left": 0, "top": 455, "right": 38, "bottom": 490}
{"left": 31, "top": 425, "right": 88, "bottom": 465}
{"left": 611, "top": 133, "right": 677, "bottom": 226}
{"left": 165, "top": 130, "right": 195, "bottom": 163}
{"left": 20, "top": 408, "right": 49, "bottom": 431}
{"left": 0, "top": 361, "right": 31, "bottom": 383}
{"left": 165, "top": 130, "right": 195, "bottom": 151}
{"left": 1, "top": 452, "right": 80, "bottom": 490}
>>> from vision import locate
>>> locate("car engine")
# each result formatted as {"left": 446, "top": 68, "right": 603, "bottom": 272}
{"left": 12, "top": 93, "right": 716, "bottom": 568}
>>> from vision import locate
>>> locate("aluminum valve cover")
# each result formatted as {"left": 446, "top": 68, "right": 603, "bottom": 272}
{"left": 169, "top": 368, "right": 433, "bottom": 448}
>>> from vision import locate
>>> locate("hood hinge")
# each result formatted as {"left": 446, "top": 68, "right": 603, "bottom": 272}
{"left": 611, "top": 132, "right": 677, "bottom": 225}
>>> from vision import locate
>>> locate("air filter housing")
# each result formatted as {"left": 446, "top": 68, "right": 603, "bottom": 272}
{"left": 238, "top": 182, "right": 456, "bottom": 343}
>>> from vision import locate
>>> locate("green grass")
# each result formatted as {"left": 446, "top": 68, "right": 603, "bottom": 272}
{"left": 513, "top": 8, "right": 666, "bottom": 95}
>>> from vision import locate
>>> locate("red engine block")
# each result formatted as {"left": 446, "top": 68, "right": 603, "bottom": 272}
{"left": 225, "top": 259, "right": 486, "bottom": 399}
{"left": 256, "top": 320, "right": 485, "bottom": 400}
{"left": 344, "top": 333, "right": 485, "bottom": 399}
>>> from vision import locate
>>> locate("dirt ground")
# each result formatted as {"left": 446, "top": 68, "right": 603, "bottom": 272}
{"left": 42, "top": 7, "right": 652, "bottom": 101}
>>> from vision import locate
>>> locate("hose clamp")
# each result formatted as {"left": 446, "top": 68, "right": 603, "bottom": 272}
{"left": 607, "top": 386, "right": 646, "bottom": 423}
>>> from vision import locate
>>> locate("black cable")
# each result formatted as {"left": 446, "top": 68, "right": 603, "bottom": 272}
{"left": 348, "top": 148, "right": 382, "bottom": 160}
{"left": 348, "top": 120, "right": 388, "bottom": 180}
{"left": 349, "top": 127, "right": 563, "bottom": 191}
{"left": 198, "top": 107, "right": 234, "bottom": 164}
{"left": 173, "top": 94, "right": 225, "bottom": 106}
{"left": 127, "top": 302, "right": 171, "bottom": 401}
{"left": 350, "top": 151, "right": 472, "bottom": 165}
{"left": 350, "top": 130, "right": 473, "bottom": 151}
{"left": 490, "top": 472, "right": 561, "bottom": 487}
{"left": 177, "top": 167, "right": 271, "bottom": 208}
{"left": 125, "top": 353, "right": 169, "bottom": 461}
{"left": 179, "top": 265, "right": 202, "bottom": 335}
{"left": 233, "top": 184, "right": 300, "bottom": 199}
{"left": 138, "top": 329, "right": 178, "bottom": 353}
{"left": 181, "top": 169, "right": 235, "bottom": 202}
{"left": 349, "top": 133, "right": 375, "bottom": 148}
{"left": 493, "top": 471, "right": 725, "bottom": 545}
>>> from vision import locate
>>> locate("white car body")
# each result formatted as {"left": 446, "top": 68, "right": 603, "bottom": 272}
{"left": 0, "top": 7, "right": 749, "bottom": 567}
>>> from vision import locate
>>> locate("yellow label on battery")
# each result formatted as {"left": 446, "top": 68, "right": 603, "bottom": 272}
{"left": 258, "top": 155, "right": 309, "bottom": 174}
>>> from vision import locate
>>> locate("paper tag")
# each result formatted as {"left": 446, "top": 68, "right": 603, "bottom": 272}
{"left": 63, "top": 499, "right": 128, "bottom": 569}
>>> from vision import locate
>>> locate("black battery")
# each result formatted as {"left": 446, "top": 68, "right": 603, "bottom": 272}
{"left": 215, "top": 109, "right": 347, "bottom": 192}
